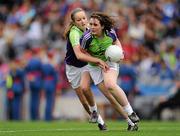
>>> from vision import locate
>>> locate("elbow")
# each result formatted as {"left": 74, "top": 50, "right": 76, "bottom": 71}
{"left": 76, "top": 54, "right": 83, "bottom": 61}
{"left": 76, "top": 56, "right": 81, "bottom": 60}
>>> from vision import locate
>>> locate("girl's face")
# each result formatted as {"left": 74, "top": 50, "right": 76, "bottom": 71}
{"left": 89, "top": 18, "right": 103, "bottom": 37}
{"left": 74, "top": 11, "right": 88, "bottom": 31}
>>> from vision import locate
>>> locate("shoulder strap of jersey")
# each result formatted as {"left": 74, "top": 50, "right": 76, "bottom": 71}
{"left": 80, "top": 29, "right": 93, "bottom": 49}
{"left": 106, "top": 28, "right": 117, "bottom": 42}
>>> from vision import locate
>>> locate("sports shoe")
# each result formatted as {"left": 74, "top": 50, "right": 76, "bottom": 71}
{"left": 98, "top": 123, "right": 107, "bottom": 131}
{"left": 128, "top": 112, "right": 140, "bottom": 123}
{"left": 127, "top": 123, "right": 138, "bottom": 131}
{"left": 89, "top": 111, "right": 98, "bottom": 123}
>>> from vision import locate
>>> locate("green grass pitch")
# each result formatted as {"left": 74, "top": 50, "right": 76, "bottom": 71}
{"left": 0, "top": 120, "right": 180, "bottom": 136}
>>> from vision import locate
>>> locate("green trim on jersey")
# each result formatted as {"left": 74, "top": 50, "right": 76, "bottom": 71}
{"left": 69, "top": 26, "right": 83, "bottom": 47}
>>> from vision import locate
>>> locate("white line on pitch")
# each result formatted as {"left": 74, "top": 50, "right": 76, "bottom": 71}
{"left": 0, "top": 128, "right": 102, "bottom": 133}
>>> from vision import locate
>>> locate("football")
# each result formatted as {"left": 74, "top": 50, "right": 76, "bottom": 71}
{"left": 105, "top": 45, "right": 124, "bottom": 62}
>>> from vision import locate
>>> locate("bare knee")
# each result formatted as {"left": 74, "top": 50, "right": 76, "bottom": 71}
{"left": 81, "top": 83, "right": 91, "bottom": 93}
{"left": 81, "top": 86, "right": 89, "bottom": 92}
{"left": 104, "top": 82, "right": 116, "bottom": 92}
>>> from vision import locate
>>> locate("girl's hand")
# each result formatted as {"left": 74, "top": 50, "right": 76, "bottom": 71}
{"left": 97, "top": 59, "right": 109, "bottom": 72}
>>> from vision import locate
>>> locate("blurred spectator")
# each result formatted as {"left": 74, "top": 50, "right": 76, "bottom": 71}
{"left": 138, "top": 53, "right": 175, "bottom": 96}
{"left": 119, "top": 59, "right": 138, "bottom": 103}
{"left": 16, "top": 0, "right": 36, "bottom": 26}
{"left": 48, "top": 20, "right": 65, "bottom": 49}
{"left": 0, "top": 5, "right": 8, "bottom": 22}
{"left": 162, "top": 45, "right": 177, "bottom": 70}
{"left": 0, "top": 58, "right": 8, "bottom": 87}
{"left": 0, "top": 21, "right": 6, "bottom": 60}
{"left": 153, "top": 75, "right": 180, "bottom": 120}
{"left": 25, "top": 48, "right": 42, "bottom": 120}
{"left": 27, "top": 15, "right": 43, "bottom": 47}
{"left": 6, "top": 59, "right": 25, "bottom": 120}
{"left": 57, "top": 61, "right": 70, "bottom": 94}
{"left": 127, "top": 9, "right": 145, "bottom": 43}
{"left": 5, "top": 37, "right": 17, "bottom": 61}
{"left": 0, "top": 57, "right": 9, "bottom": 120}
{"left": 41, "top": 50, "right": 58, "bottom": 121}
{"left": 59, "top": 0, "right": 69, "bottom": 19}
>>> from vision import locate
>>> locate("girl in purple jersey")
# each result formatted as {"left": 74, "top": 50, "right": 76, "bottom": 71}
{"left": 64, "top": 8, "right": 107, "bottom": 130}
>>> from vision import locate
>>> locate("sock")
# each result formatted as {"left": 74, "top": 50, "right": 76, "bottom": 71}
{"left": 89, "top": 104, "right": 97, "bottom": 113}
{"left": 97, "top": 115, "right": 104, "bottom": 125}
{"left": 123, "top": 103, "right": 133, "bottom": 116}
{"left": 126, "top": 118, "right": 135, "bottom": 126}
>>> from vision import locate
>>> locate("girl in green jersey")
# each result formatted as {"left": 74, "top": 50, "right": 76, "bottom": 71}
{"left": 80, "top": 12, "right": 140, "bottom": 131}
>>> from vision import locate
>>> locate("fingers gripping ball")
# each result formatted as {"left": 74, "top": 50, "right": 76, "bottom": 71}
{"left": 105, "top": 45, "right": 124, "bottom": 62}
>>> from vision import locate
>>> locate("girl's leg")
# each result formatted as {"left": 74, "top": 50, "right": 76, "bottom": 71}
{"left": 81, "top": 72, "right": 96, "bottom": 109}
{"left": 65, "top": 65, "right": 91, "bottom": 115}
{"left": 75, "top": 87, "right": 107, "bottom": 130}
{"left": 103, "top": 69, "right": 129, "bottom": 106}
{"left": 97, "top": 82, "right": 136, "bottom": 128}
{"left": 81, "top": 72, "right": 106, "bottom": 128}
{"left": 97, "top": 82, "right": 128, "bottom": 118}
{"left": 103, "top": 69, "right": 139, "bottom": 122}
{"left": 74, "top": 87, "right": 91, "bottom": 115}
{"left": 66, "top": 64, "right": 106, "bottom": 130}
{"left": 86, "top": 64, "right": 139, "bottom": 130}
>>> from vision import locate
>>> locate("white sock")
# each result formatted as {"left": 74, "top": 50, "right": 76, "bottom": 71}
{"left": 89, "top": 104, "right": 97, "bottom": 112}
{"left": 126, "top": 118, "right": 135, "bottom": 126}
{"left": 123, "top": 103, "right": 133, "bottom": 116}
{"left": 97, "top": 115, "right": 104, "bottom": 125}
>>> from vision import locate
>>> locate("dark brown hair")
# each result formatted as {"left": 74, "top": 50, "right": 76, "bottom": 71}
{"left": 90, "top": 12, "right": 115, "bottom": 31}
{"left": 63, "top": 8, "right": 84, "bottom": 39}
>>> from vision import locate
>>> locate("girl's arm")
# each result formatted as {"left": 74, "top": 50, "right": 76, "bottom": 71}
{"left": 73, "top": 45, "right": 109, "bottom": 71}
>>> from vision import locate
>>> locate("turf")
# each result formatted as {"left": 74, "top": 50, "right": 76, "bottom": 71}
{"left": 0, "top": 120, "right": 180, "bottom": 136}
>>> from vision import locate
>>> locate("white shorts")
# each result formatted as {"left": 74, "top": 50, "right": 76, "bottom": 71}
{"left": 65, "top": 64, "right": 88, "bottom": 89}
{"left": 87, "top": 61, "right": 119, "bottom": 85}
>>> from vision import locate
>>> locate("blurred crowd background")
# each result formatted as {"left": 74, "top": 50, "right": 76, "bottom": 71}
{"left": 0, "top": 0, "right": 179, "bottom": 121}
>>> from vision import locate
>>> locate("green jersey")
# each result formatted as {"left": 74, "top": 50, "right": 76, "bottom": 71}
{"left": 80, "top": 29, "right": 117, "bottom": 64}
{"left": 69, "top": 26, "right": 84, "bottom": 47}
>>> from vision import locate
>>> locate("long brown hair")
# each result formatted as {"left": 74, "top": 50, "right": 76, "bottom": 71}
{"left": 63, "top": 8, "right": 84, "bottom": 39}
{"left": 90, "top": 12, "right": 115, "bottom": 31}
